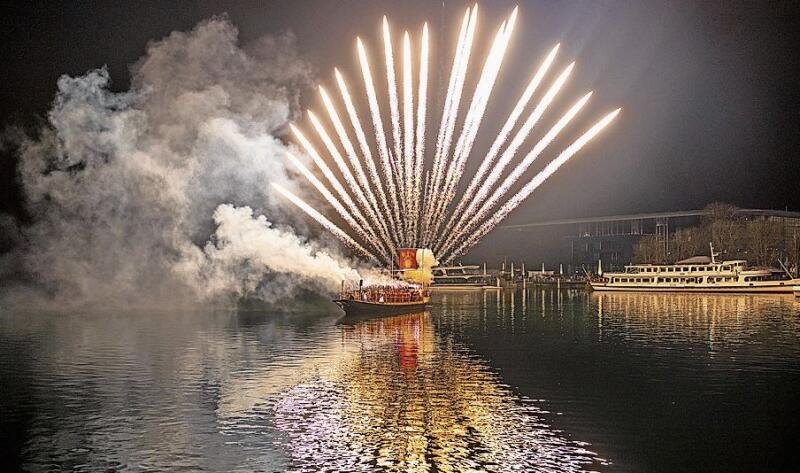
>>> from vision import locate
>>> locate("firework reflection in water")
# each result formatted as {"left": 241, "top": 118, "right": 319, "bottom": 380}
{"left": 273, "top": 311, "right": 603, "bottom": 472}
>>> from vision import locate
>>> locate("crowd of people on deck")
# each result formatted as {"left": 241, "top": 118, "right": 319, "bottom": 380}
{"left": 342, "top": 284, "right": 428, "bottom": 304}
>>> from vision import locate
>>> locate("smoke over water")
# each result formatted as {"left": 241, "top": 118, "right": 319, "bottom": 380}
{"left": 0, "top": 18, "right": 372, "bottom": 309}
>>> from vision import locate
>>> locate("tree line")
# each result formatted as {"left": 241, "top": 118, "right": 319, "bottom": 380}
{"left": 633, "top": 203, "right": 800, "bottom": 274}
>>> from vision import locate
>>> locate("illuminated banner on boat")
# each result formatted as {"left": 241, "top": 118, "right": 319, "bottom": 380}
{"left": 398, "top": 248, "right": 418, "bottom": 270}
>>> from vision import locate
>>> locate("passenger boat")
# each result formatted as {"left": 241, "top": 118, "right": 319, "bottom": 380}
{"left": 334, "top": 284, "right": 431, "bottom": 316}
{"left": 431, "top": 265, "right": 501, "bottom": 290}
{"left": 590, "top": 247, "right": 800, "bottom": 293}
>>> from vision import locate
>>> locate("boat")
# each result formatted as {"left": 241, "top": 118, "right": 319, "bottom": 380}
{"left": 335, "top": 284, "right": 431, "bottom": 316}
{"left": 431, "top": 264, "right": 501, "bottom": 290}
{"left": 528, "top": 276, "right": 588, "bottom": 289}
{"left": 589, "top": 245, "right": 800, "bottom": 293}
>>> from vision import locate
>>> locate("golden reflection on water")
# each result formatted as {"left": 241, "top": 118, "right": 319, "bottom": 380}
{"left": 591, "top": 292, "right": 800, "bottom": 353}
{"left": 271, "top": 311, "right": 601, "bottom": 472}
{"left": 594, "top": 291, "right": 800, "bottom": 318}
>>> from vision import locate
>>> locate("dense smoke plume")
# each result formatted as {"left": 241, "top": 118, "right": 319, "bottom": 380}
{"left": 0, "top": 18, "right": 368, "bottom": 309}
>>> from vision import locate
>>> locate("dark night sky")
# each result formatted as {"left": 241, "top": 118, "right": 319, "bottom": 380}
{"left": 2, "top": 0, "right": 799, "bottom": 227}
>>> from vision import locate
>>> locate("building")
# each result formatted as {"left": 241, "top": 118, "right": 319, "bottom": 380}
{"left": 494, "top": 209, "right": 800, "bottom": 274}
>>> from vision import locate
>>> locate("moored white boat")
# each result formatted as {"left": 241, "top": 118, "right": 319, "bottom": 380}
{"left": 431, "top": 265, "right": 501, "bottom": 290}
{"left": 590, "top": 249, "right": 800, "bottom": 294}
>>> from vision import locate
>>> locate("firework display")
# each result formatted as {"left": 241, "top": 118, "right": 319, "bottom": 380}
{"left": 274, "top": 5, "right": 620, "bottom": 265}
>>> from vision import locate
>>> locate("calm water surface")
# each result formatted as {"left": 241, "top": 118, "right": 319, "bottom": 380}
{"left": 2, "top": 289, "right": 799, "bottom": 472}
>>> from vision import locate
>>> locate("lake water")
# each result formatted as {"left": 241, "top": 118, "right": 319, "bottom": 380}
{"left": 2, "top": 289, "right": 799, "bottom": 472}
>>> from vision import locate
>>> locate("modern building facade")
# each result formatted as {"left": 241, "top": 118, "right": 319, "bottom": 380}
{"left": 493, "top": 209, "right": 800, "bottom": 274}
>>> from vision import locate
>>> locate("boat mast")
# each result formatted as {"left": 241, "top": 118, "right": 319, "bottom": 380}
{"left": 777, "top": 257, "right": 794, "bottom": 279}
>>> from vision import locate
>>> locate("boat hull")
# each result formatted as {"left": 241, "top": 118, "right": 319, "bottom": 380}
{"left": 590, "top": 282, "right": 797, "bottom": 294}
{"left": 530, "top": 281, "right": 588, "bottom": 288}
{"left": 430, "top": 284, "right": 501, "bottom": 291}
{"left": 334, "top": 298, "right": 430, "bottom": 316}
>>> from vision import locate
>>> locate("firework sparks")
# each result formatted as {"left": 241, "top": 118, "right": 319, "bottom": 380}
{"left": 429, "top": 8, "right": 517, "bottom": 242}
{"left": 272, "top": 183, "right": 379, "bottom": 262}
{"left": 423, "top": 6, "right": 476, "bottom": 246}
{"left": 357, "top": 38, "right": 401, "bottom": 239}
{"left": 280, "top": 153, "right": 382, "bottom": 256}
{"left": 443, "top": 108, "right": 621, "bottom": 260}
{"left": 332, "top": 68, "right": 393, "bottom": 245}
{"left": 442, "top": 43, "right": 560, "bottom": 240}
{"left": 413, "top": 23, "right": 429, "bottom": 244}
{"left": 383, "top": 17, "right": 404, "bottom": 196}
{"left": 439, "top": 91, "right": 596, "bottom": 257}
{"left": 276, "top": 5, "right": 620, "bottom": 266}
{"left": 402, "top": 30, "right": 414, "bottom": 232}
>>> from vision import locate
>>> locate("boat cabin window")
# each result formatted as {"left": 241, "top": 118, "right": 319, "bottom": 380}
{"left": 744, "top": 276, "right": 767, "bottom": 282}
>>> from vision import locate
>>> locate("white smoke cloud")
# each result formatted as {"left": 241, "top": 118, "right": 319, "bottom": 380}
{"left": 176, "top": 204, "right": 360, "bottom": 301}
{"left": 1, "top": 17, "right": 367, "bottom": 309}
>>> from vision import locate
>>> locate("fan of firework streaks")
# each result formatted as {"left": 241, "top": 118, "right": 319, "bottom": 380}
{"left": 273, "top": 4, "right": 620, "bottom": 265}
